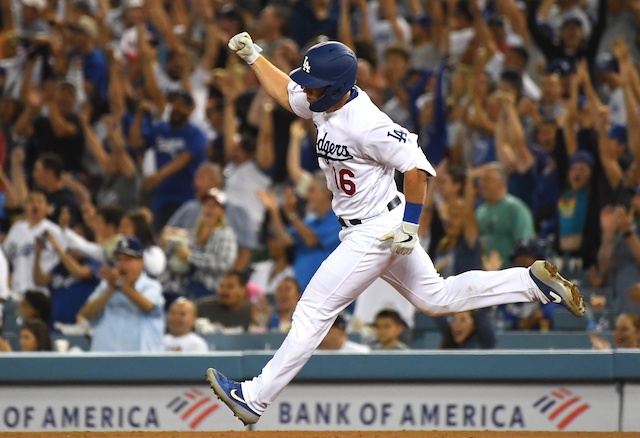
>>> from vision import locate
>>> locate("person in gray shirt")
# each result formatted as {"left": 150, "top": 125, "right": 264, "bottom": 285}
{"left": 164, "top": 162, "right": 256, "bottom": 272}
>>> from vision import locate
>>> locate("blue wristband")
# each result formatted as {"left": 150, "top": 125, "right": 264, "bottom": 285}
{"left": 403, "top": 202, "right": 423, "bottom": 224}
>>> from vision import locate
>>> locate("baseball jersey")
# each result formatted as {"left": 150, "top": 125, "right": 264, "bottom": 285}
{"left": 287, "top": 82, "right": 436, "bottom": 220}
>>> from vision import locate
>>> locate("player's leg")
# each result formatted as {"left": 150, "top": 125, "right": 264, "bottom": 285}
{"left": 207, "top": 231, "right": 391, "bottom": 423}
{"left": 381, "top": 244, "right": 584, "bottom": 316}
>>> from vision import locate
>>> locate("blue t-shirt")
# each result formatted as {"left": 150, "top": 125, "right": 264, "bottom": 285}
{"left": 144, "top": 121, "right": 206, "bottom": 211}
{"left": 50, "top": 260, "right": 101, "bottom": 329}
{"left": 82, "top": 49, "right": 109, "bottom": 99}
{"left": 508, "top": 166, "right": 539, "bottom": 212}
{"left": 290, "top": 212, "right": 342, "bottom": 289}
{"left": 533, "top": 146, "right": 561, "bottom": 212}
{"left": 558, "top": 188, "right": 588, "bottom": 236}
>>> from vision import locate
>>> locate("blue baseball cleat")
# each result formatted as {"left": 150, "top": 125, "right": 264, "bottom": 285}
{"left": 205, "top": 368, "right": 261, "bottom": 425}
{"left": 529, "top": 260, "right": 585, "bottom": 317}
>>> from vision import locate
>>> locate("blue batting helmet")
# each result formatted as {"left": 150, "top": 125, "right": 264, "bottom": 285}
{"left": 290, "top": 41, "right": 357, "bottom": 112}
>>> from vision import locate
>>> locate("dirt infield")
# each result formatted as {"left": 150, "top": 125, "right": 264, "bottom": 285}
{"left": 0, "top": 432, "right": 637, "bottom": 437}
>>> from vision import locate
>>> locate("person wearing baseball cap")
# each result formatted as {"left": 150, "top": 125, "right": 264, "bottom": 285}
{"left": 78, "top": 236, "right": 165, "bottom": 352}
{"left": 68, "top": 15, "right": 108, "bottom": 100}
{"left": 170, "top": 187, "right": 237, "bottom": 300}
{"left": 557, "top": 149, "right": 598, "bottom": 267}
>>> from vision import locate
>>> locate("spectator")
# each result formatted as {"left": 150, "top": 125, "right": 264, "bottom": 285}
{"left": 68, "top": 15, "right": 109, "bottom": 101}
{"left": 249, "top": 229, "right": 295, "bottom": 298}
{"left": 0, "top": 318, "right": 53, "bottom": 352}
{"left": 590, "top": 312, "right": 640, "bottom": 350}
{"left": 17, "top": 289, "right": 50, "bottom": 325}
{"left": 437, "top": 308, "right": 496, "bottom": 349}
{"left": 526, "top": 0, "right": 607, "bottom": 69}
{"left": 268, "top": 277, "right": 301, "bottom": 333}
{"left": 82, "top": 113, "right": 140, "bottom": 212}
{"left": 597, "top": 205, "right": 640, "bottom": 317}
{"left": 164, "top": 297, "right": 208, "bottom": 352}
{"left": 129, "top": 91, "right": 207, "bottom": 232}
{"left": 196, "top": 271, "right": 252, "bottom": 331}
{"left": 258, "top": 172, "right": 341, "bottom": 290}
{"left": 493, "top": 89, "right": 538, "bottom": 211}
{"left": 289, "top": 0, "right": 338, "bottom": 50}
{"left": 169, "top": 188, "right": 237, "bottom": 300}
{"left": 164, "top": 162, "right": 256, "bottom": 272}
{"left": 16, "top": 80, "right": 85, "bottom": 173}
{"left": 500, "top": 240, "right": 556, "bottom": 331}
{"left": 31, "top": 152, "right": 80, "bottom": 225}
{"left": 34, "top": 220, "right": 100, "bottom": 330}
{"left": 2, "top": 191, "right": 65, "bottom": 295}
{"left": 317, "top": 314, "right": 370, "bottom": 353}
{"left": 78, "top": 236, "right": 165, "bottom": 352}
{"left": 119, "top": 211, "right": 166, "bottom": 278}
{"left": 370, "top": 309, "right": 409, "bottom": 350}
{"left": 433, "top": 167, "right": 481, "bottom": 278}
{"left": 0, "top": 249, "right": 9, "bottom": 331}
{"left": 63, "top": 205, "right": 124, "bottom": 266}
{"left": 255, "top": 5, "right": 295, "bottom": 59}
{"left": 475, "top": 163, "right": 536, "bottom": 268}
{"left": 613, "top": 313, "right": 640, "bottom": 348}
{"left": 557, "top": 150, "right": 597, "bottom": 264}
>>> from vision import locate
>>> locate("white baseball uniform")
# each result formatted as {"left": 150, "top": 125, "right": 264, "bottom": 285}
{"left": 240, "top": 83, "right": 549, "bottom": 413}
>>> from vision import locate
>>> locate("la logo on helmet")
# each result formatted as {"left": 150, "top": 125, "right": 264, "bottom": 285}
{"left": 302, "top": 56, "right": 311, "bottom": 73}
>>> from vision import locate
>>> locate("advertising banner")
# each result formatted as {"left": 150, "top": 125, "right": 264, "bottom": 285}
{"left": 257, "top": 383, "right": 618, "bottom": 431}
{"left": 0, "top": 383, "right": 621, "bottom": 431}
{"left": 0, "top": 386, "right": 245, "bottom": 432}
{"left": 622, "top": 383, "right": 640, "bottom": 431}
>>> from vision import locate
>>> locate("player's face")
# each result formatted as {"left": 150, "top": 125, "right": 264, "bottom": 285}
{"left": 19, "top": 328, "right": 38, "bottom": 352}
{"left": 614, "top": 314, "right": 639, "bottom": 348}
{"left": 168, "top": 300, "right": 197, "bottom": 336}
{"left": 302, "top": 86, "right": 327, "bottom": 104}
{"left": 374, "top": 317, "right": 403, "bottom": 346}
{"left": 450, "top": 311, "right": 475, "bottom": 345}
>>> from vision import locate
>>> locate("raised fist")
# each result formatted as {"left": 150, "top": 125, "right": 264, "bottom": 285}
{"left": 228, "top": 32, "right": 262, "bottom": 65}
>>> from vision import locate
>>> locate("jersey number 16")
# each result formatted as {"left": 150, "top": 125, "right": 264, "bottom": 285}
{"left": 331, "top": 166, "right": 356, "bottom": 196}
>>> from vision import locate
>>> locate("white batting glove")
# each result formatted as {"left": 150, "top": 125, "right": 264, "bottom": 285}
{"left": 228, "top": 32, "right": 263, "bottom": 65}
{"left": 379, "top": 222, "right": 419, "bottom": 255}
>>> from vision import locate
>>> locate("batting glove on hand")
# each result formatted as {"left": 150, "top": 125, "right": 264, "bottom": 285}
{"left": 379, "top": 222, "right": 419, "bottom": 255}
{"left": 228, "top": 32, "right": 262, "bottom": 65}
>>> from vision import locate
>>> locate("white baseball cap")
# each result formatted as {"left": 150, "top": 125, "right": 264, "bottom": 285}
{"left": 126, "top": 0, "right": 145, "bottom": 8}
{"left": 204, "top": 188, "right": 227, "bottom": 206}
{"left": 21, "top": 0, "right": 47, "bottom": 11}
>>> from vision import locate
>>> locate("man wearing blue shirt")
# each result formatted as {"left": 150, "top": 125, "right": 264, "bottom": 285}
{"left": 68, "top": 16, "right": 108, "bottom": 100}
{"left": 130, "top": 91, "right": 207, "bottom": 231}
{"left": 259, "top": 171, "right": 341, "bottom": 289}
{"left": 78, "top": 236, "right": 165, "bottom": 352}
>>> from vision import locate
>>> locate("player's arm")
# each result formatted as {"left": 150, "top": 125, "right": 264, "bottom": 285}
{"left": 380, "top": 167, "right": 427, "bottom": 256}
{"left": 403, "top": 167, "right": 427, "bottom": 207}
{"left": 228, "top": 32, "right": 293, "bottom": 113}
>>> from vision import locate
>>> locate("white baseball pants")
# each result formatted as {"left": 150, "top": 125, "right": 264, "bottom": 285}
{"left": 241, "top": 206, "right": 548, "bottom": 413}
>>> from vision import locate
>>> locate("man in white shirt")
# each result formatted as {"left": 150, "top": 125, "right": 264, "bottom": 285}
{"left": 164, "top": 297, "right": 208, "bottom": 352}
{"left": 317, "top": 314, "right": 370, "bottom": 353}
{"left": 2, "top": 191, "right": 64, "bottom": 295}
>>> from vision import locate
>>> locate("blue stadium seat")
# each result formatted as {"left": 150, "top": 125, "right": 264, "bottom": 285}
{"left": 411, "top": 331, "right": 609, "bottom": 350}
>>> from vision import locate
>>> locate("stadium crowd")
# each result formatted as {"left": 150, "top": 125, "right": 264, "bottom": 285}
{"left": 0, "top": 0, "right": 639, "bottom": 353}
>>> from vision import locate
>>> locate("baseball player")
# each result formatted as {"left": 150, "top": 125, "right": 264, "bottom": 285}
{"left": 206, "top": 32, "right": 585, "bottom": 425}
